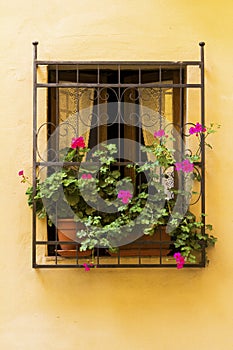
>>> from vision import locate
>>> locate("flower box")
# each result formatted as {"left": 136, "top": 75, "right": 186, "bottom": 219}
{"left": 57, "top": 218, "right": 92, "bottom": 257}
{"left": 109, "top": 226, "right": 171, "bottom": 257}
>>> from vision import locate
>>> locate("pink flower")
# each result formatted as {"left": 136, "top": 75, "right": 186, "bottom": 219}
{"left": 195, "top": 123, "right": 204, "bottom": 133}
{"left": 83, "top": 263, "right": 90, "bottom": 271}
{"left": 174, "top": 252, "right": 181, "bottom": 259}
{"left": 118, "top": 190, "right": 133, "bottom": 199}
{"left": 71, "top": 136, "right": 86, "bottom": 149}
{"left": 118, "top": 190, "right": 127, "bottom": 198}
{"left": 83, "top": 262, "right": 93, "bottom": 271}
{"left": 181, "top": 159, "right": 194, "bottom": 173}
{"left": 118, "top": 190, "right": 132, "bottom": 204}
{"left": 154, "top": 129, "right": 165, "bottom": 138}
{"left": 173, "top": 252, "right": 185, "bottom": 269}
{"left": 189, "top": 123, "right": 206, "bottom": 136}
{"left": 175, "top": 159, "right": 193, "bottom": 173}
{"left": 189, "top": 126, "right": 196, "bottom": 135}
{"left": 81, "top": 173, "right": 93, "bottom": 179}
{"left": 179, "top": 257, "right": 185, "bottom": 264}
{"left": 177, "top": 263, "right": 184, "bottom": 269}
{"left": 174, "top": 162, "right": 183, "bottom": 172}
{"left": 121, "top": 197, "right": 130, "bottom": 204}
{"left": 18, "top": 170, "right": 27, "bottom": 183}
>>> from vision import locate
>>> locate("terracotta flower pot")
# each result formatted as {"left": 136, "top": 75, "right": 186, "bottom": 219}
{"left": 109, "top": 226, "right": 171, "bottom": 257}
{"left": 57, "top": 218, "right": 92, "bottom": 257}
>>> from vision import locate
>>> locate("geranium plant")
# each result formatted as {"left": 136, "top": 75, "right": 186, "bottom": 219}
{"left": 19, "top": 123, "right": 219, "bottom": 268}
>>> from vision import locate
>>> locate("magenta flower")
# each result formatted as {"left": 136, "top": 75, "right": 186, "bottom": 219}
{"left": 118, "top": 190, "right": 132, "bottom": 204}
{"left": 175, "top": 159, "right": 193, "bottom": 173}
{"left": 189, "top": 123, "right": 206, "bottom": 136}
{"left": 195, "top": 123, "right": 206, "bottom": 133}
{"left": 174, "top": 252, "right": 182, "bottom": 259}
{"left": 83, "top": 262, "right": 93, "bottom": 271}
{"left": 18, "top": 169, "right": 27, "bottom": 183}
{"left": 154, "top": 129, "right": 165, "bottom": 138}
{"left": 173, "top": 252, "right": 185, "bottom": 269}
{"left": 181, "top": 159, "right": 194, "bottom": 173}
{"left": 177, "top": 263, "right": 184, "bottom": 269}
{"left": 81, "top": 173, "right": 93, "bottom": 179}
{"left": 179, "top": 257, "right": 185, "bottom": 264}
{"left": 121, "top": 197, "right": 130, "bottom": 204}
{"left": 83, "top": 263, "right": 90, "bottom": 271}
{"left": 189, "top": 126, "right": 196, "bottom": 135}
{"left": 174, "top": 162, "right": 183, "bottom": 172}
{"left": 71, "top": 136, "right": 86, "bottom": 149}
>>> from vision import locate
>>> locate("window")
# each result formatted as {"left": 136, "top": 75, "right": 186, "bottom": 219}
{"left": 33, "top": 43, "right": 206, "bottom": 268}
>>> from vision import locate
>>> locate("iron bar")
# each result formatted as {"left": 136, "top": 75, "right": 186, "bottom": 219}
{"left": 200, "top": 42, "right": 206, "bottom": 267}
{"left": 36, "top": 82, "right": 202, "bottom": 88}
{"left": 32, "top": 41, "right": 38, "bottom": 268}
{"left": 36, "top": 60, "right": 201, "bottom": 66}
{"left": 33, "top": 263, "right": 205, "bottom": 269}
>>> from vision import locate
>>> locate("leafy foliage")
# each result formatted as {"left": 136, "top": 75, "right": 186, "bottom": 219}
{"left": 22, "top": 124, "right": 220, "bottom": 264}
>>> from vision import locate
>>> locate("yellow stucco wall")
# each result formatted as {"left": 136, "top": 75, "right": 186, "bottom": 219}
{"left": 0, "top": 1, "right": 233, "bottom": 349}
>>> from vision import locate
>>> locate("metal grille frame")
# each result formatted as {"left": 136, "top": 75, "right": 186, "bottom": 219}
{"left": 32, "top": 42, "right": 206, "bottom": 268}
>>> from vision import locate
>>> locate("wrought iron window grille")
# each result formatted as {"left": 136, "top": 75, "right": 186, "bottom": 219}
{"left": 32, "top": 42, "right": 206, "bottom": 268}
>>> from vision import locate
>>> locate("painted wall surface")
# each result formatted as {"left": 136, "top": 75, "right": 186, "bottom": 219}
{"left": 0, "top": 1, "right": 233, "bottom": 349}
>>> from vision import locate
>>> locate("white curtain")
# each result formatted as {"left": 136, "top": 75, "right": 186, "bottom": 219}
{"left": 139, "top": 86, "right": 174, "bottom": 199}
{"left": 58, "top": 88, "right": 95, "bottom": 150}
{"left": 139, "top": 87, "right": 164, "bottom": 161}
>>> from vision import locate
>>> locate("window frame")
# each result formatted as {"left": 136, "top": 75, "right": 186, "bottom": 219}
{"left": 32, "top": 42, "right": 206, "bottom": 268}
